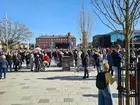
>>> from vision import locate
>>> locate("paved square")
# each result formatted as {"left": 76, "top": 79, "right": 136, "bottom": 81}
{"left": 0, "top": 66, "right": 118, "bottom": 105}
{"left": 38, "top": 99, "right": 50, "bottom": 103}
{"left": 21, "top": 96, "right": 32, "bottom": 100}
{"left": 64, "top": 98, "right": 74, "bottom": 102}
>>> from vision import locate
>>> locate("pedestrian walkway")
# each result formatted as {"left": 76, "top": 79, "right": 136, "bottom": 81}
{"left": 0, "top": 66, "right": 118, "bottom": 105}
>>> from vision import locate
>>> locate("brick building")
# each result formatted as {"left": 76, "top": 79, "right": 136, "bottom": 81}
{"left": 36, "top": 34, "right": 76, "bottom": 49}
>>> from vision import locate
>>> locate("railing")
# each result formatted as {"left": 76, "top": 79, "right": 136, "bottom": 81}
{"left": 118, "top": 57, "right": 140, "bottom": 105}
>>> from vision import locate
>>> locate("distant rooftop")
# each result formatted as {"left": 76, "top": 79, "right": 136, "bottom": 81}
{"left": 37, "top": 35, "right": 76, "bottom": 39}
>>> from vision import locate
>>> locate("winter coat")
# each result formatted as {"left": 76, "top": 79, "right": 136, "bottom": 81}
{"left": 74, "top": 52, "right": 78, "bottom": 60}
{"left": 111, "top": 51, "right": 122, "bottom": 68}
{"left": 30, "top": 55, "right": 34, "bottom": 66}
{"left": 44, "top": 55, "right": 50, "bottom": 63}
{"left": 95, "top": 54, "right": 103, "bottom": 67}
{"left": 107, "top": 53, "right": 113, "bottom": 66}
{"left": 0, "top": 59, "right": 8, "bottom": 69}
{"left": 6, "top": 54, "right": 12, "bottom": 65}
{"left": 83, "top": 54, "right": 89, "bottom": 66}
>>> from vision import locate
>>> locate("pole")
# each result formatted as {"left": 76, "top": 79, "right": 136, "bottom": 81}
{"left": 28, "top": 40, "right": 30, "bottom": 50}
{"left": 5, "top": 12, "right": 8, "bottom": 51}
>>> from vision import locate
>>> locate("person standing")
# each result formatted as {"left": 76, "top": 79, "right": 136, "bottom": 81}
{"left": 107, "top": 50, "right": 113, "bottom": 75}
{"left": 13, "top": 53, "right": 20, "bottom": 71}
{"left": 44, "top": 53, "right": 50, "bottom": 67}
{"left": 111, "top": 44, "right": 122, "bottom": 89}
{"left": 47, "top": 51, "right": 52, "bottom": 66}
{"left": 25, "top": 52, "right": 30, "bottom": 68}
{"left": 34, "top": 54, "right": 42, "bottom": 72}
{"left": 0, "top": 55, "right": 8, "bottom": 79}
{"left": 30, "top": 53, "right": 34, "bottom": 71}
{"left": 97, "top": 63, "right": 116, "bottom": 105}
{"left": 82, "top": 53, "right": 89, "bottom": 79}
{"left": 74, "top": 50, "right": 78, "bottom": 67}
{"left": 6, "top": 52, "right": 13, "bottom": 72}
{"left": 95, "top": 50, "right": 103, "bottom": 74}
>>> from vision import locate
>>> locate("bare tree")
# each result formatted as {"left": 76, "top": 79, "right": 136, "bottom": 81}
{"left": 0, "top": 18, "right": 32, "bottom": 50}
{"left": 91, "top": 0, "right": 140, "bottom": 104}
{"left": 77, "top": 0, "right": 93, "bottom": 51}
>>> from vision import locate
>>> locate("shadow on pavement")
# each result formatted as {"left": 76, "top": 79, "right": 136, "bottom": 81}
{"left": 83, "top": 93, "right": 118, "bottom": 98}
{"left": 37, "top": 76, "right": 96, "bottom": 81}
{"left": 7, "top": 69, "right": 63, "bottom": 73}
{"left": 45, "top": 70, "right": 63, "bottom": 72}
{"left": 7, "top": 71, "right": 32, "bottom": 73}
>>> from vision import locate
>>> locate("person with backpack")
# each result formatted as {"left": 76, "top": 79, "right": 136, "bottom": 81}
{"left": 96, "top": 63, "right": 116, "bottom": 105}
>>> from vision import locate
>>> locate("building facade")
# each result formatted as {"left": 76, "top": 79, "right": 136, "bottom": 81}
{"left": 93, "top": 30, "right": 140, "bottom": 48}
{"left": 36, "top": 34, "right": 76, "bottom": 49}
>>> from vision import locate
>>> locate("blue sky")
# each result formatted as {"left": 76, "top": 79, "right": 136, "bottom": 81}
{"left": 0, "top": 0, "right": 139, "bottom": 44}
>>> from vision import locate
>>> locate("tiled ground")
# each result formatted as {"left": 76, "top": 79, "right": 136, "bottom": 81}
{"left": 0, "top": 65, "right": 118, "bottom": 105}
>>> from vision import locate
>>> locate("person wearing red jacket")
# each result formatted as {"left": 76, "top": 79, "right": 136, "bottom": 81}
{"left": 44, "top": 53, "right": 50, "bottom": 67}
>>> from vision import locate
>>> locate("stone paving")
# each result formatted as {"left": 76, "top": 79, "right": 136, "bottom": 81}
{"left": 0, "top": 65, "right": 118, "bottom": 105}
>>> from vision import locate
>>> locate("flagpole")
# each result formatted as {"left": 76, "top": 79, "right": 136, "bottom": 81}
{"left": 5, "top": 12, "right": 8, "bottom": 52}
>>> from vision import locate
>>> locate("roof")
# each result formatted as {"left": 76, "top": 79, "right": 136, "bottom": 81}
{"left": 93, "top": 30, "right": 140, "bottom": 37}
{"left": 108, "top": 30, "right": 140, "bottom": 35}
{"left": 37, "top": 35, "right": 76, "bottom": 39}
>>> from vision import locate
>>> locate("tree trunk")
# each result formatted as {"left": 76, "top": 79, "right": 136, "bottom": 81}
{"left": 125, "top": 35, "right": 130, "bottom": 105}
{"left": 82, "top": 31, "right": 87, "bottom": 53}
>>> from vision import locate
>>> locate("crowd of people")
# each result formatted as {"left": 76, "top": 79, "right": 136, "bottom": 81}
{"left": 0, "top": 45, "right": 140, "bottom": 105}
{"left": 0, "top": 45, "right": 139, "bottom": 78}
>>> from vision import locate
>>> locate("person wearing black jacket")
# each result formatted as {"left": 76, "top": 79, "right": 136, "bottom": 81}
{"left": 13, "top": 53, "right": 20, "bottom": 71}
{"left": 111, "top": 44, "right": 122, "bottom": 89}
{"left": 82, "top": 53, "right": 89, "bottom": 79}
{"left": 6, "top": 52, "right": 12, "bottom": 72}
{"left": 74, "top": 50, "right": 78, "bottom": 66}
{"left": 81, "top": 51, "right": 85, "bottom": 67}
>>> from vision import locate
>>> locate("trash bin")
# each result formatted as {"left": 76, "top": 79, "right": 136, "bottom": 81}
{"left": 70, "top": 58, "right": 74, "bottom": 67}
{"left": 62, "top": 56, "right": 70, "bottom": 71}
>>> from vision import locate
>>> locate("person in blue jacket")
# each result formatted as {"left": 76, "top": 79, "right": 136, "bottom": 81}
{"left": 107, "top": 49, "right": 113, "bottom": 75}
{"left": 0, "top": 55, "right": 8, "bottom": 79}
